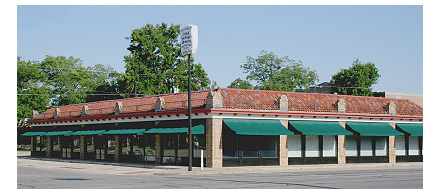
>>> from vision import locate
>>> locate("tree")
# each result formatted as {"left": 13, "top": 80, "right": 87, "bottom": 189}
{"left": 17, "top": 56, "right": 121, "bottom": 123}
{"left": 122, "top": 23, "right": 210, "bottom": 97}
{"left": 17, "top": 57, "right": 51, "bottom": 123}
{"left": 239, "top": 50, "right": 318, "bottom": 92}
{"left": 227, "top": 78, "right": 253, "bottom": 89}
{"left": 330, "top": 59, "right": 380, "bottom": 96}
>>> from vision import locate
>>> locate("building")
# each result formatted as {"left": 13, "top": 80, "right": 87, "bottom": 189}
{"left": 306, "top": 82, "right": 332, "bottom": 94}
{"left": 23, "top": 88, "right": 423, "bottom": 168}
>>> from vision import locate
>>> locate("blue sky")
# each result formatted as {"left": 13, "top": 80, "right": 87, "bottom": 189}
{"left": 17, "top": 5, "right": 423, "bottom": 94}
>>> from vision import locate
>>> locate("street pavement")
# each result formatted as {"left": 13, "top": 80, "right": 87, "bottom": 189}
{"left": 17, "top": 152, "right": 423, "bottom": 189}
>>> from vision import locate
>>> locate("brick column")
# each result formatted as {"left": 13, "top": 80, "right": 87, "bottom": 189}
{"left": 338, "top": 121, "right": 346, "bottom": 164}
{"left": 206, "top": 118, "right": 223, "bottom": 168}
{"left": 389, "top": 136, "right": 396, "bottom": 164}
{"left": 30, "top": 136, "right": 36, "bottom": 156}
{"left": 114, "top": 135, "right": 120, "bottom": 162}
{"left": 80, "top": 136, "right": 85, "bottom": 159}
{"left": 388, "top": 122, "right": 397, "bottom": 164}
{"left": 155, "top": 135, "right": 162, "bottom": 164}
{"left": 46, "top": 136, "right": 52, "bottom": 157}
{"left": 279, "top": 120, "right": 288, "bottom": 166}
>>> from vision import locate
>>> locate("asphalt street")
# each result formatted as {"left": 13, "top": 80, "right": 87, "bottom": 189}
{"left": 17, "top": 156, "right": 423, "bottom": 189}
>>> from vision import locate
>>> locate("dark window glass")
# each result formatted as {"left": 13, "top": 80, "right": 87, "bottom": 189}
{"left": 107, "top": 136, "right": 115, "bottom": 154}
{"left": 260, "top": 136, "right": 277, "bottom": 157}
{"left": 144, "top": 134, "right": 156, "bottom": 157}
{"left": 86, "top": 136, "right": 94, "bottom": 153}
{"left": 241, "top": 136, "right": 258, "bottom": 158}
{"left": 223, "top": 128, "right": 238, "bottom": 158}
{"left": 121, "top": 136, "right": 131, "bottom": 155}
{"left": 52, "top": 136, "right": 61, "bottom": 152}
{"left": 73, "top": 136, "right": 81, "bottom": 153}
{"left": 132, "top": 135, "right": 144, "bottom": 156}
{"left": 163, "top": 134, "right": 175, "bottom": 157}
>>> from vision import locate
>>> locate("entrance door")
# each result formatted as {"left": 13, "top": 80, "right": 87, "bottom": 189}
{"left": 95, "top": 136, "right": 107, "bottom": 160}
{"left": 60, "top": 136, "right": 73, "bottom": 159}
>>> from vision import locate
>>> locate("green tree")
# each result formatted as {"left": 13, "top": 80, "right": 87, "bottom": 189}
{"left": 17, "top": 57, "right": 51, "bottom": 123}
{"left": 330, "top": 59, "right": 380, "bottom": 96}
{"left": 122, "top": 23, "right": 209, "bottom": 97}
{"left": 240, "top": 50, "right": 318, "bottom": 92}
{"left": 227, "top": 78, "right": 253, "bottom": 89}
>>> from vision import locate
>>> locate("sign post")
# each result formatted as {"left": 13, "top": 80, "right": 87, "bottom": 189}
{"left": 181, "top": 24, "right": 198, "bottom": 171}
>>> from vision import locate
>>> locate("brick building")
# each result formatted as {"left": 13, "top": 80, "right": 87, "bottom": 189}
{"left": 23, "top": 88, "right": 423, "bottom": 168}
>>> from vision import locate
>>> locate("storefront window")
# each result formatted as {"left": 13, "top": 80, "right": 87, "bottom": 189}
{"left": 163, "top": 134, "right": 175, "bottom": 157}
{"left": 41, "top": 136, "right": 47, "bottom": 151}
{"left": 223, "top": 129, "right": 238, "bottom": 158}
{"left": 73, "top": 136, "right": 81, "bottom": 153}
{"left": 241, "top": 136, "right": 258, "bottom": 158}
{"left": 36, "top": 136, "right": 41, "bottom": 151}
{"left": 260, "top": 136, "right": 277, "bottom": 157}
{"left": 132, "top": 135, "right": 144, "bottom": 156}
{"left": 194, "top": 134, "right": 206, "bottom": 158}
{"left": 288, "top": 135, "right": 301, "bottom": 157}
{"left": 345, "top": 136, "right": 358, "bottom": 156}
{"left": 305, "top": 135, "right": 319, "bottom": 157}
{"left": 375, "top": 137, "right": 387, "bottom": 156}
{"left": 107, "top": 136, "right": 115, "bottom": 154}
{"left": 86, "top": 136, "right": 94, "bottom": 153}
{"left": 177, "top": 134, "right": 188, "bottom": 157}
{"left": 144, "top": 134, "right": 156, "bottom": 159}
{"left": 52, "top": 136, "right": 60, "bottom": 152}
{"left": 360, "top": 136, "right": 373, "bottom": 156}
{"left": 395, "top": 136, "right": 406, "bottom": 156}
{"left": 121, "top": 136, "right": 131, "bottom": 155}
{"left": 408, "top": 136, "right": 419, "bottom": 155}
{"left": 322, "top": 135, "right": 336, "bottom": 157}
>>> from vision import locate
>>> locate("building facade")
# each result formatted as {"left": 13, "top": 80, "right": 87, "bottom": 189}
{"left": 23, "top": 88, "right": 423, "bottom": 168}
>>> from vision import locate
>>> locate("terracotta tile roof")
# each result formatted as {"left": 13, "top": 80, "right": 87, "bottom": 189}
{"left": 32, "top": 88, "right": 423, "bottom": 121}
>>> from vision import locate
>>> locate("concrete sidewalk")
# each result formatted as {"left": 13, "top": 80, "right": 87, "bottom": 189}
{"left": 17, "top": 151, "right": 422, "bottom": 176}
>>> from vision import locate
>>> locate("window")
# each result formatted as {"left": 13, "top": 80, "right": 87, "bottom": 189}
{"left": 52, "top": 136, "right": 61, "bottom": 152}
{"left": 240, "top": 136, "right": 258, "bottom": 157}
{"left": 177, "top": 134, "right": 188, "bottom": 158}
{"left": 305, "top": 135, "right": 319, "bottom": 157}
{"left": 121, "top": 136, "right": 131, "bottom": 155}
{"left": 360, "top": 136, "right": 373, "bottom": 156}
{"left": 223, "top": 128, "right": 238, "bottom": 158}
{"left": 86, "top": 136, "right": 94, "bottom": 153}
{"left": 73, "top": 136, "right": 81, "bottom": 153}
{"left": 144, "top": 134, "right": 156, "bottom": 157}
{"left": 345, "top": 136, "right": 358, "bottom": 156}
{"left": 163, "top": 134, "right": 175, "bottom": 157}
{"left": 260, "top": 136, "right": 277, "bottom": 157}
{"left": 107, "top": 136, "right": 116, "bottom": 154}
{"left": 194, "top": 134, "right": 206, "bottom": 158}
{"left": 409, "top": 136, "right": 419, "bottom": 155}
{"left": 375, "top": 137, "right": 387, "bottom": 156}
{"left": 323, "top": 136, "right": 337, "bottom": 157}
{"left": 288, "top": 135, "right": 301, "bottom": 157}
{"left": 132, "top": 135, "right": 144, "bottom": 156}
{"left": 395, "top": 136, "right": 406, "bottom": 156}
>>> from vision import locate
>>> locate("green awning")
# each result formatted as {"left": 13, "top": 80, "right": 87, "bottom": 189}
{"left": 223, "top": 119, "right": 294, "bottom": 135}
{"left": 44, "top": 131, "right": 74, "bottom": 136}
{"left": 72, "top": 130, "right": 107, "bottom": 136}
{"left": 346, "top": 122, "right": 404, "bottom": 136}
{"left": 396, "top": 123, "right": 423, "bottom": 136}
{"left": 145, "top": 125, "right": 204, "bottom": 135}
{"left": 288, "top": 120, "right": 352, "bottom": 135}
{"left": 21, "top": 132, "right": 46, "bottom": 136}
{"left": 103, "top": 129, "right": 146, "bottom": 135}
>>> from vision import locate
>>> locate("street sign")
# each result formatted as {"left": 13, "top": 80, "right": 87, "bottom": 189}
{"left": 181, "top": 25, "right": 198, "bottom": 55}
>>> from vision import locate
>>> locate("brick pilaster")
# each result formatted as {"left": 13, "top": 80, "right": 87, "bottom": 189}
{"left": 114, "top": 135, "right": 120, "bottom": 162}
{"left": 46, "top": 136, "right": 52, "bottom": 157}
{"left": 279, "top": 120, "right": 288, "bottom": 166}
{"left": 80, "top": 136, "right": 85, "bottom": 159}
{"left": 388, "top": 122, "right": 397, "bottom": 164}
{"left": 155, "top": 135, "right": 162, "bottom": 164}
{"left": 338, "top": 121, "right": 346, "bottom": 164}
{"left": 206, "top": 118, "right": 223, "bottom": 168}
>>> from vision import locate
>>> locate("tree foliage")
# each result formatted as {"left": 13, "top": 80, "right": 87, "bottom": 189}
{"left": 330, "top": 59, "right": 380, "bottom": 96}
{"left": 238, "top": 50, "right": 318, "bottom": 92}
{"left": 227, "top": 78, "right": 253, "bottom": 89}
{"left": 122, "top": 23, "right": 209, "bottom": 97}
{"left": 17, "top": 56, "right": 120, "bottom": 123}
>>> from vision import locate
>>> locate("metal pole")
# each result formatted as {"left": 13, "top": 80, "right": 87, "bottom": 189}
{"left": 188, "top": 54, "right": 193, "bottom": 171}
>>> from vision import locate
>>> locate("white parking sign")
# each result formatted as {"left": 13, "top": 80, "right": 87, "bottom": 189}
{"left": 181, "top": 25, "right": 198, "bottom": 55}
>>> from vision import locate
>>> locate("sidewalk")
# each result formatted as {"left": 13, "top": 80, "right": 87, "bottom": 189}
{"left": 17, "top": 151, "right": 422, "bottom": 176}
